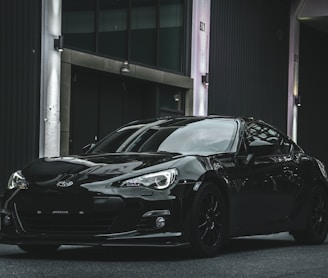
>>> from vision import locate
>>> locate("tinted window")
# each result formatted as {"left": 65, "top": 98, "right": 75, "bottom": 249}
{"left": 62, "top": 0, "right": 96, "bottom": 52}
{"left": 62, "top": 0, "right": 186, "bottom": 73}
{"left": 98, "top": 0, "right": 128, "bottom": 59}
{"left": 90, "top": 126, "right": 141, "bottom": 154}
{"left": 90, "top": 118, "right": 238, "bottom": 155}
{"left": 280, "top": 138, "right": 292, "bottom": 154}
{"left": 159, "top": 0, "right": 184, "bottom": 71}
{"left": 131, "top": 0, "right": 157, "bottom": 65}
{"left": 245, "top": 122, "right": 291, "bottom": 155}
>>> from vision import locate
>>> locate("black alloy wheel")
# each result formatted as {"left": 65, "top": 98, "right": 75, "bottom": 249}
{"left": 18, "top": 244, "right": 61, "bottom": 254}
{"left": 292, "top": 185, "right": 328, "bottom": 244}
{"left": 190, "top": 183, "right": 227, "bottom": 257}
{"left": 312, "top": 189, "right": 328, "bottom": 236}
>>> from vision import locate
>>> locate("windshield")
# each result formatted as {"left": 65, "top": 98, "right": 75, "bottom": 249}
{"left": 90, "top": 118, "right": 239, "bottom": 155}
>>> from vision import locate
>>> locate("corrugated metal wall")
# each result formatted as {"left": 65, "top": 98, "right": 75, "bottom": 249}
{"left": 298, "top": 23, "right": 328, "bottom": 168}
{"left": 208, "top": 0, "right": 290, "bottom": 132}
{"left": 0, "top": 0, "right": 41, "bottom": 193}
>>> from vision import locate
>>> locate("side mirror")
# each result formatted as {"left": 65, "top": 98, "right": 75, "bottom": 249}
{"left": 246, "top": 140, "right": 275, "bottom": 164}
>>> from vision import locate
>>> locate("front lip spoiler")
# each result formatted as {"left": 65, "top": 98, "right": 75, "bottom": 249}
{"left": 95, "top": 230, "right": 181, "bottom": 239}
{"left": 0, "top": 231, "right": 189, "bottom": 248}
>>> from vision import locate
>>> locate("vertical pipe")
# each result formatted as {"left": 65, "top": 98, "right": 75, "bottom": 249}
{"left": 191, "top": 0, "right": 211, "bottom": 116}
{"left": 40, "top": 0, "right": 62, "bottom": 157}
{"left": 287, "top": 0, "right": 305, "bottom": 141}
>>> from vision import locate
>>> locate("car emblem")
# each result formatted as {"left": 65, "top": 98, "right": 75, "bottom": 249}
{"left": 56, "top": 180, "right": 73, "bottom": 187}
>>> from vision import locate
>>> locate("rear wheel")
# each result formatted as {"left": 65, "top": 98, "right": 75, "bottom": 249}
{"left": 190, "top": 183, "right": 227, "bottom": 257}
{"left": 292, "top": 185, "right": 328, "bottom": 244}
{"left": 18, "top": 244, "right": 60, "bottom": 254}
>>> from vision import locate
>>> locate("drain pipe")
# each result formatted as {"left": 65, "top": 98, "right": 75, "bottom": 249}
{"left": 39, "top": 0, "right": 62, "bottom": 158}
{"left": 191, "top": 0, "right": 211, "bottom": 116}
{"left": 287, "top": 0, "right": 306, "bottom": 141}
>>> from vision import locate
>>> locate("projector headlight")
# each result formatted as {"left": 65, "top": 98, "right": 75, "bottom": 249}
{"left": 121, "top": 169, "right": 178, "bottom": 190}
{"left": 8, "top": 170, "right": 28, "bottom": 190}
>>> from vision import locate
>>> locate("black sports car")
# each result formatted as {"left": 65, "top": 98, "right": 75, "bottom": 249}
{"left": 1, "top": 116, "right": 328, "bottom": 257}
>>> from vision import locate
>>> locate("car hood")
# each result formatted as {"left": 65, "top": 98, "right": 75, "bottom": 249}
{"left": 22, "top": 152, "right": 182, "bottom": 185}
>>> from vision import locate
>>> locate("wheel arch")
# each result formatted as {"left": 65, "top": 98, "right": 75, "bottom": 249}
{"left": 200, "top": 171, "right": 231, "bottom": 227}
{"left": 188, "top": 172, "right": 230, "bottom": 257}
{"left": 181, "top": 170, "right": 231, "bottom": 243}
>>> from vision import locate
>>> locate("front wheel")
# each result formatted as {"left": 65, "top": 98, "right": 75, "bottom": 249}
{"left": 18, "top": 244, "right": 61, "bottom": 254}
{"left": 292, "top": 185, "right": 328, "bottom": 244}
{"left": 190, "top": 183, "right": 228, "bottom": 257}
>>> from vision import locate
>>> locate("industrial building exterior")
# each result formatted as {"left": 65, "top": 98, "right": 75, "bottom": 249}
{"left": 1, "top": 0, "right": 328, "bottom": 192}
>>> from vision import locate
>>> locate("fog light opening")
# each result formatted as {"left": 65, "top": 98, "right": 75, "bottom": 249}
{"left": 155, "top": 217, "right": 166, "bottom": 229}
{"left": 3, "top": 215, "right": 12, "bottom": 226}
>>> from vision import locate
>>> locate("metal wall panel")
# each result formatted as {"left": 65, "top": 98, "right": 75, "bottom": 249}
{"left": 208, "top": 0, "right": 290, "bottom": 132}
{"left": 297, "top": 23, "right": 328, "bottom": 168}
{"left": 0, "top": 0, "right": 41, "bottom": 193}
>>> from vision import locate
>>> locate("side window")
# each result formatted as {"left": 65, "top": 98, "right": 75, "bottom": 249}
{"left": 245, "top": 122, "right": 284, "bottom": 155}
{"left": 292, "top": 142, "right": 302, "bottom": 153}
{"left": 280, "top": 138, "right": 292, "bottom": 154}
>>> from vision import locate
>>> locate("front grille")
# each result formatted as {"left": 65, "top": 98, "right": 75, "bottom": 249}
{"left": 14, "top": 194, "right": 124, "bottom": 234}
{"left": 17, "top": 211, "right": 115, "bottom": 234}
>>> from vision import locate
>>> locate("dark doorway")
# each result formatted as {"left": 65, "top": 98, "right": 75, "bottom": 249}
{"left": 69, "top": 66, "right": 157, "bottom": 154}
{"left": 297, "top": 23, "right": 328, "bottom": 168}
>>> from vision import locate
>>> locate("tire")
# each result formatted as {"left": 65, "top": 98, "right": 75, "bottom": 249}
{"left": 18, "top": 244, "right": 60, "bottom": 254}
{"left": 292, "top": 185, "right": 328, "bottom": 244}
{"left": 190, "top": 183, "right": 228, "bottom": 258}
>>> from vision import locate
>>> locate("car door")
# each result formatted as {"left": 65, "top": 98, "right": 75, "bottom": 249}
{"left": 230, "top": 122, "right": 300, "bottom": 234}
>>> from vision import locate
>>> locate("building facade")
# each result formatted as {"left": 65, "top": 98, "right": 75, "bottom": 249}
{"left": 2, "top": 0, "right": 328, "bottom": 193}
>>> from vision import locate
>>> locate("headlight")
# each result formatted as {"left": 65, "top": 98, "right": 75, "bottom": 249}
{"left": 120, "top": 169, "right": 178, "bottom": 190}
{"left": 8, "top": 170, "right": 28, "bottom": 190}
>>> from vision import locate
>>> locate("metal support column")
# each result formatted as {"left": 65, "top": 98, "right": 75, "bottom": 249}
{"left": 191, "top": 0, "right": 211, "bottom": 116}
{"left": 39, "top": 0, "right": 62, "bottom": 157}
{"left": 287, "top": 0, "right": 307, "bottom": 141}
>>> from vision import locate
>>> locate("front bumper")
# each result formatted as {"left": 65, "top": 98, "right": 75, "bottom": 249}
{"left": 0, "top": 188, "right": 190, "bottom": 247}
{"left": 0, "top": 229, "right": 187, "bottom": 247}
